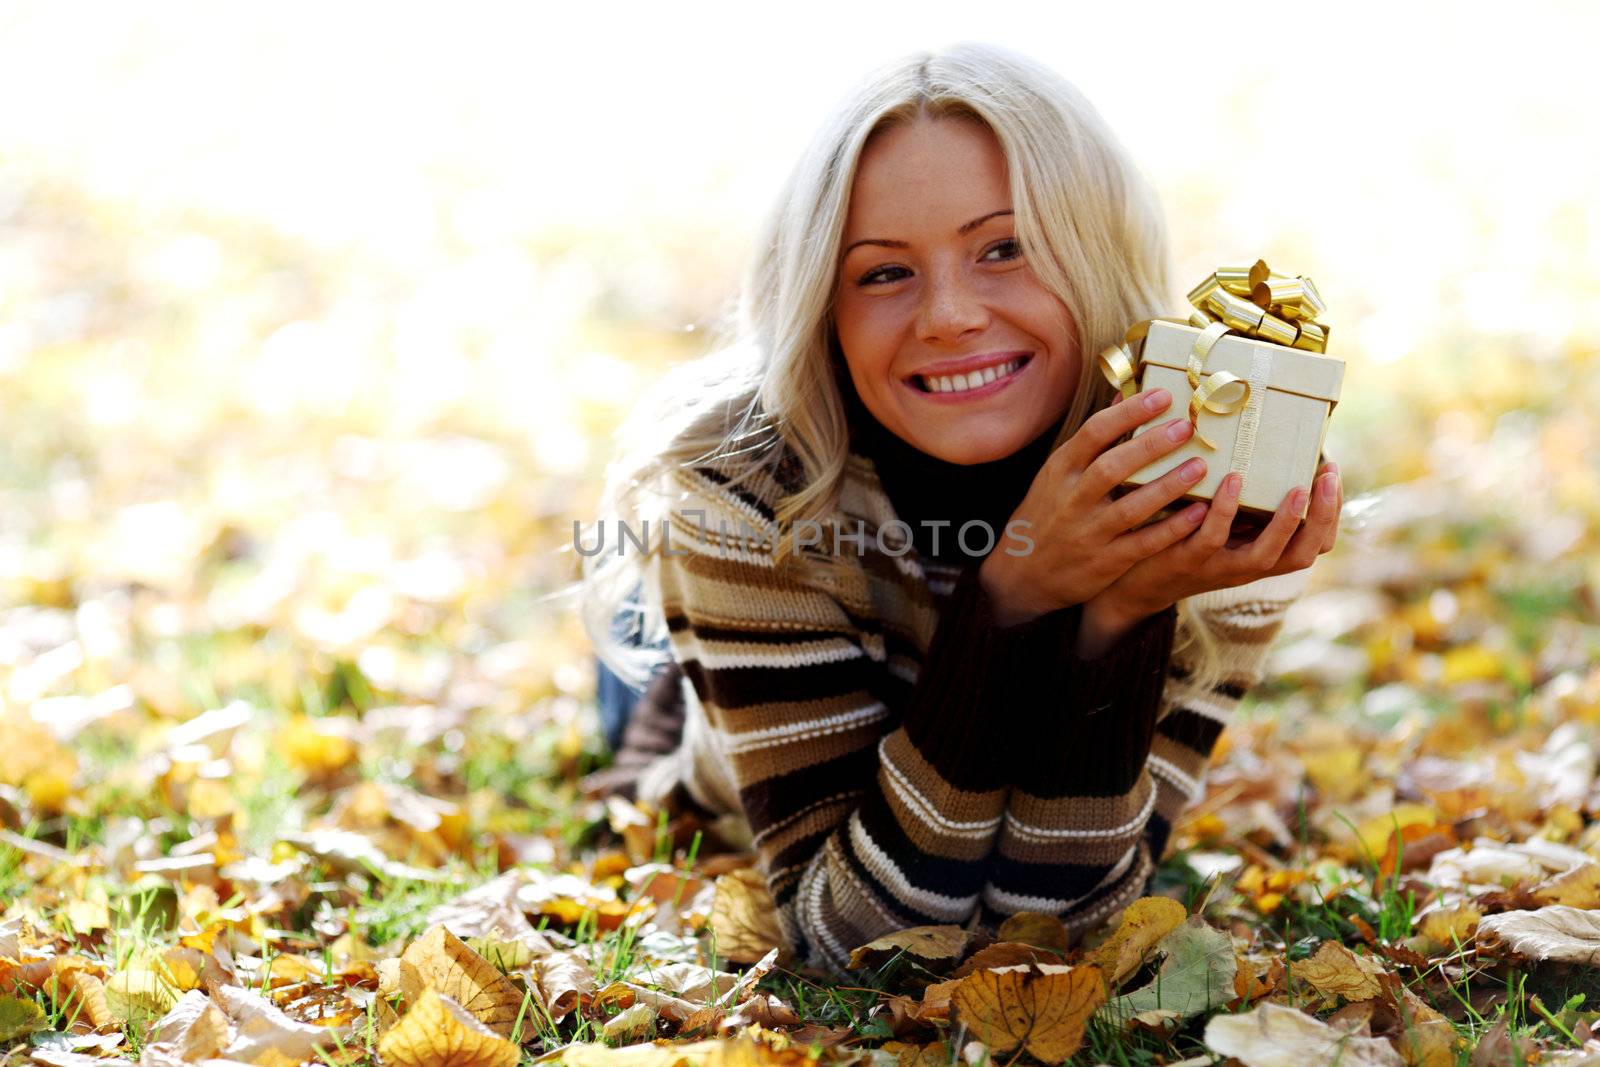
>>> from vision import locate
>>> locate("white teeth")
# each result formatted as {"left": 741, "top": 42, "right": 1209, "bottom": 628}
{"left": 919, "top": 358, "right": 1023, "bottom": 394}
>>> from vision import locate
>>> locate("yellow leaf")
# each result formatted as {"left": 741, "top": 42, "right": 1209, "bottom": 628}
{"left": 1533, "top": 862, "right": 1600, "bottom": 908}
{"left": 847, "top": 926, "right": 970, "bottom": 972}
{"left": 1294, "top": 942, "right": 1390, "bottom": 1006}
{"left": 708, "top": 869, "right": 788, "bottom": 966}
{"left": 399, "top": 925, "right": 527, "bottom": 1038}
{"left": 378, "top": 987, "right": 519, "bottom": 1067}
{"left": 147, "top": 989, "right": 231, "bottom": 1062}
{"left": 1092, "top": 897, "right": 1187, "bottom": 987}
{"left": 281, "top": 715, "right": 357, "bottom": 776}
{"left": 1304, "top": 745, "right": 1365, "bottom": 803}
{"left": 951, "top": 965, "right": 1107, "bottom": 1063}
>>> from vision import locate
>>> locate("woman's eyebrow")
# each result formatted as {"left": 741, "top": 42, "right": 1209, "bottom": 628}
{"left": 839, "top": 209, "right": 1013, "bottom": 260}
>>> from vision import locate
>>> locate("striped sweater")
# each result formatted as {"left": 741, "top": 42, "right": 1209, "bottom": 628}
{"left": 633, "top": 405, "right": 1307, "bottom": 973}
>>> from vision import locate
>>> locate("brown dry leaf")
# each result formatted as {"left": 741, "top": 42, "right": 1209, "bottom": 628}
{"left": 1294, "top": 941, "right": 1391, "bottom": 1006}
{"left": 378, "top": 987, "right": 519, "bottom": 1067}
{"left": 1476, "top": 906, "right": 1600, "bottom": 964}
{"left": 215, "top": 984, "right": 351, "bottom": 1067}
{"left": 398, "top": 924, "right": 527, "bottom": 1037}
{"left": 708, "top": 869, "right": 787, "bottom": 966}
{"left": 556, "top": 1037, "right": 810, "bottom": 1067}
{"left": 914, "top": 978, "right": 959, "bottom": 1024}
{"left": 1204, "top": 1002, "right": 1406, "bottom": 1066}
{"left": 951, "top": 964, "right": 1107, "bottom": 1063}
{"left": 601, "top": 1001, "right": 659, "bottom": 1045}
{"left": 993, "top": 913, "right": 1069, "bottom": 954}
{"left": 1470, "top": 1017, "right": 1535, "bottom": 1067}
{"left": 952, "top": 942, "right": 1048, "bottom": 979}
{"left": 1372, "top": 976, "right": 1459, "bottom": 1067}
{"left": 847, "top": 926, "right": 969, "bottom": 973}
{"left": 50, "top": 958, "right": 116, "bottom": 1030}
{"left": 890, "top": 1041, "right": 950, "bottom": 1067}
{"left": 534, "top": 949, "right": 597, "bottom": 1023}
{"left": 425, "top": 871, "right": 543, "bottom": 943}
{"left": 145, "top": 988, "right": 232, "bottom": 1062}
{"left": 1091, "top": 896, "right": 1187, "bottom": 987}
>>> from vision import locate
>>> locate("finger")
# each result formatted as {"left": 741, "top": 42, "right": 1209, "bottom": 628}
{"left": 1098, "top": 456, "right": 1207, "bottom": 533}
{"left": 1275, "top": 472, "right": 1339, "bottom": 572}
{"left": 1060, "top": 388, "right": 1174, "bottom": 471}
{"left": 1225, "top": 485, "right": 1307, "bottom": 572}
{"left": 1187, "top": 472, "right": 1242, "bottom": 557}
{"left": 1320, "top": 464, "right": 1342, "bottom": 553}
{"left": 1110, "top": 501, "right": 1209, "bottom": 563}
{"left": 1081, "top": 416, "right": 1195, "bottom": 498}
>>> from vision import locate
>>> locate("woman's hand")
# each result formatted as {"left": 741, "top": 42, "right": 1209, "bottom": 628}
{"left": 978, "top": 387, "right": 1218, "bottom": 628}
{"left": 1074, "top": 459, "right": 1343, "bottom": 656}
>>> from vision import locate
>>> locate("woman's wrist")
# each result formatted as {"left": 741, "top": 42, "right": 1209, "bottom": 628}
{"left": 1074, "top": 593, "right": 1155, "bottom": 659}
{"left": 978, "top": 555, "right": 1047, "bottom": 629}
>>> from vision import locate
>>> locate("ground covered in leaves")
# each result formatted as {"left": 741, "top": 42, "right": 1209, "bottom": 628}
{"left": 7, "top": 173, "right": 1600, "bottom": 1066}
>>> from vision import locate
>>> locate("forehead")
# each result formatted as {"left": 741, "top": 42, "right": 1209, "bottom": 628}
{"left": 844, "top": 117, "right": 1011, "bottom": 234}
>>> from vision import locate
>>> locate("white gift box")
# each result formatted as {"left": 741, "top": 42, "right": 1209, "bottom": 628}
{"left": 1124, "top": 319, "right": 1346, "bottom": 515}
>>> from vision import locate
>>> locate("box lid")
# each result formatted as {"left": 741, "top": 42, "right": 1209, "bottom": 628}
{"left": 1140, "top": 319, "right": 1345, "bottom": 403}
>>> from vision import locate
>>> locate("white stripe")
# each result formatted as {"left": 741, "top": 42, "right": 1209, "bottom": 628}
{"left": 848, "top": 814, "right": 978, "bottom": 920}
{"left": 1147, "top": 754, "right": 1202, "bottom": 801}
{"left": 696, "top": 641, "right": 864, "bottom": 670}
{"left": 1004, "top": 782, "right": 1157, "bottom": 842}
{"left": 983, "top": 842, "right": 1140, "bottom": 914}
{"left": 878, "top": 737, "right": 1003, "bottom": 837}
{"left": 725, "top": 703, "right": 890, "bottom": 755}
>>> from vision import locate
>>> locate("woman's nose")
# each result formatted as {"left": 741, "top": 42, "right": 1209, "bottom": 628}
{"left": 916, "top": 266, "right": 989, "bottom": 344}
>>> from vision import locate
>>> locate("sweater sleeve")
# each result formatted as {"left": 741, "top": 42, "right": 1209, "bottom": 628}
{"left": 648, "top": 469, "right": 1069, "bottom": 972}
{"left": 981, "top": 570, "right": 1309, "bottom": 936}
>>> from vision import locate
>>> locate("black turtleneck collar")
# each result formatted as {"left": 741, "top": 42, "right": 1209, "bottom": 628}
{"left": 832, "top": 353, "right": 1067, "bottom": 567}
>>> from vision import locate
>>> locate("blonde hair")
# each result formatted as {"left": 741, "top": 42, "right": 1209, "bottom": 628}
{"left": 574, "top": 41, "right": 1228, "bottom": 693}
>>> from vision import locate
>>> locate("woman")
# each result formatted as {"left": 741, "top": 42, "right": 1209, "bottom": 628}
{"left": 578, "top": 42, "right": 1341, "bottom": 973}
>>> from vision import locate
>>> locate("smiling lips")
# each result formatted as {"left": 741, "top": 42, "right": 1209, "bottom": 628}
{"left": 910, "top": 353, "right": 1033, "bottom": 398}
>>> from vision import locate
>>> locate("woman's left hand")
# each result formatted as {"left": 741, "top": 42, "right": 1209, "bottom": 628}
{"left": 1075, "top": 460, "right": 1342, "bottom": 657}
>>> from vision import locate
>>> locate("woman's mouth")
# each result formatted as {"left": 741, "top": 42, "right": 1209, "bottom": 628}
{"left": 908, "top": 353, "right": 1033, "bottom": 400}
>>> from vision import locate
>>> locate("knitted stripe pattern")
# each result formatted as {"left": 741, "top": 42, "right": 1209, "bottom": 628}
{"left": 635, "top": 447, "right": 1306, "bottom": 972}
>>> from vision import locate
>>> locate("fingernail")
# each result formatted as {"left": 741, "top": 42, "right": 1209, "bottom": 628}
{"left": 1293, "top": 488, "right": 1310, "bottom": 516}
{"left": 1225, "top": 473, "right": 1242, "bottom": 499}
{"left": 1166, "top": 419, "right": 1192, "bottom": 443}
{"left": 1319, "top": 473, "right": 1338, "bottom": 500}
{"left": 1326, "top": 461, "right": 1340, "bottom": 477}
{"left": 1144, "top": 389, "right": 1171, "bottom": 412}
{"left": 1179, "top": 457, "right": 1205, "bottom": 483}
{"left": 1185, "top": 503, "right": 1207, "bottom": 523}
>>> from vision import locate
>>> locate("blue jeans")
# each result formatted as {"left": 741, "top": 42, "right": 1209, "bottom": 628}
{"left": 595, "top": 593, "right": 671, "bottom": 752}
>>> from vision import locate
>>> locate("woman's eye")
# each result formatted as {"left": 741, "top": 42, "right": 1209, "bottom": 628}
{"left": 983, "top": 238, "right": 1023, "bottom": 262}
{"left": 858, "top": 265, "right": 910, "bottom": 286}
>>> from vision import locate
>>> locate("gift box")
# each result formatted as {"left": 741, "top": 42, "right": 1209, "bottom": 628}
{"left": 1100, "top": 261, "right": 1346, "bottom": 516}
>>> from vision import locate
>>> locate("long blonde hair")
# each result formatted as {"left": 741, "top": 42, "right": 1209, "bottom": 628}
{"left": 574, "top": 41, "right": 1227, "bottom": 693}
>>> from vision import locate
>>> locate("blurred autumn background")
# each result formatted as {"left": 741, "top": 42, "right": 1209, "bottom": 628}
{"left": 4, "top": 3, "right": 1600, "bottom": 1065}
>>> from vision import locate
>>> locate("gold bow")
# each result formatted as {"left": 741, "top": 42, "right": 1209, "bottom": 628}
{"left": 1098, "top": 259, "right": 1331, "bottom": 449}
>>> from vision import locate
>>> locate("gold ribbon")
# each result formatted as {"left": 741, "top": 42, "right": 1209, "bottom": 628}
{"left": 1097, "top": 259, "right": 1331, "bottom": 450}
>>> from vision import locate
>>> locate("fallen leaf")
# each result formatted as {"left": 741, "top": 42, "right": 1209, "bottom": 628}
{"left": 993, "top": 913, "right": 1069, "bottom": 955}
{"left": 1372, "top": 975, "right": 1459, "bottom": 1067}
{"left": 1105, "top": 917, "right": 1236, "bottom": 1022}
{"left": 951, "top": 964, "right": 1106, "bottom": 1063}
{"left": 1293, "top": 941, "right": 1391, "bottom": 1006}
{"left": 1534, "top": 862, "right": 1600, "bottom": 908}
{"left": 1091, "top": 896, "right": 1187, "bottom": 987}
{"left": 399, "top": 924, "right": 528, "bottom": 1037}
{"left": 847, "top": 926, "right": 970, "bottom": 973}
{"left": 0, "top": 995, "right": 46, "bottom": 1042}
{"left": 1205, "top": 1002, "right": 1406, "bottom": 1066}
{"left": 1476, "top": 906, "right": 1600, "bottom": 965}
{"left": 215, "top": 984, "right": 351, "bottom": 1067}
{"left": 534, "top": 950, "right": 597, "bottom": 1023}
{"left": 602, "top": 1002, "right": 658, "bottom": 1045}
{"left": 378, "top": 987, "right": 519, "bottom": 1067}
{"left": 708, "top": 869, "right": 787, "bottom": 966}
{"left": 145, "top": 989, "right": 231, "bottom": 1062}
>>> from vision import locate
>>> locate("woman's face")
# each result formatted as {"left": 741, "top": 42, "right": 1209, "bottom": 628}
{"left": 832, "top": 116, "right": 1080, "bottom": 465}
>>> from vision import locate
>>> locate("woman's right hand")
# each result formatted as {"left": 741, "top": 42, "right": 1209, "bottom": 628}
{"left": 978, "top": 388, "right": 1213, "bottom": 627}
